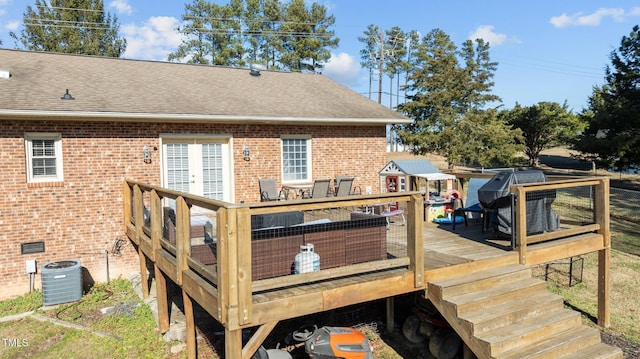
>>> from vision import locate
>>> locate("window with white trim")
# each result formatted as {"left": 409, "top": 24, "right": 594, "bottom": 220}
{"left": 25, "top": 133, "right": 64, "bottom": 183}
{"left": 282, "top": 136, "right": 311, "bottom": 182}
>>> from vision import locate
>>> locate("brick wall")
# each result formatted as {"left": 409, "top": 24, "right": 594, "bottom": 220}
{"left": 0, "top": 119, "right": 387, "bottom": 299}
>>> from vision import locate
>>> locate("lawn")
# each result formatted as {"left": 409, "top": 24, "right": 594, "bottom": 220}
{"left": 0, "top": 279, "right": 179, "bottom": 359}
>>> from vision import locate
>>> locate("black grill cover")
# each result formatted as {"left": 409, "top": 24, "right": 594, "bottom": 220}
{"left": 478, "top": 170, "right": 557, "bottom": 236}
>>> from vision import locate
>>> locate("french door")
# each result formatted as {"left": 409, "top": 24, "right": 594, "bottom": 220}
{"left": 162, "top": 137, "right": 232, "bottom": 205}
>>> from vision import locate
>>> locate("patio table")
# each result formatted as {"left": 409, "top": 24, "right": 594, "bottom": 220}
{"left": 282, "top": 183, "right": 313, "bottom": 198}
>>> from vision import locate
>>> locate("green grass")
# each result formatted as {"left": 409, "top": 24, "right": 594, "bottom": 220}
{"left": 0, "top": 279, "right": 177, "bottom": 359}
{"left": 0, "top": 290, "right": 43, "bottom": 317}
{"left": 538, "top": 249, "right": 640, "bottom": 344}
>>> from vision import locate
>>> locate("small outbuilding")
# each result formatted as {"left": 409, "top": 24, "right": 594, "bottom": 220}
{"left": 379, "top": 159, "right": 456, "bottom": 196}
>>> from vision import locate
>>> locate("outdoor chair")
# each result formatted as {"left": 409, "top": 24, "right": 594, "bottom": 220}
{"left": 333, "top": 177, "right": 354, "bottom": 197}
{"left": 302, "top": 179, "right": 332, "bottom": 199}
{"left": 335, "top": 175, "right": 362, "bottom": 195}
{"left": 259, "top": 178, "right": 288, "bottom": 201}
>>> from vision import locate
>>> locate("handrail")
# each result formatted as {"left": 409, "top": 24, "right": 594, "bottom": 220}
{"left": 507, "top": 176, "right": 609, "bottom": 265}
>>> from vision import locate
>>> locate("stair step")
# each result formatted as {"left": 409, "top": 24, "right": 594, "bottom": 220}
{"left": 476, "top": 308, "right": 581, "bottom": 356}
{"left": 499, "top": 327, "right": 602, "bottom": 359}
{"left": 429, "top": 264, "right": 532, "bottom": 298}
{"left": 556, "top": 342, "right": 624, "bottom": 359}
{"left": 446, "top": 277, "right": 548, "bottom": 315}
{"left": 459, "top": 292, "right": 564, "bottom": 335}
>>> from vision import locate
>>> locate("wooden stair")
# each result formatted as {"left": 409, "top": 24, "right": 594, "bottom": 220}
{"left": 427, "top": 264, "right": 623, "bottom": 359}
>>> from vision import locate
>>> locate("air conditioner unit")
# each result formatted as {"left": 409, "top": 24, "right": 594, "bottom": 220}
{"left": 41, "top": 259, "right": 82, "bottom": 306}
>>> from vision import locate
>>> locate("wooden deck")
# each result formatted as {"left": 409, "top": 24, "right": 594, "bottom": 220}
{"left": 123, "top": 176, "right": 616, "bottom": 359}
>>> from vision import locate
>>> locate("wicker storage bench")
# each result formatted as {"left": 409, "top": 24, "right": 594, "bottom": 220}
{"left": 250, "top": 215, "right": 387, "bottom": 280}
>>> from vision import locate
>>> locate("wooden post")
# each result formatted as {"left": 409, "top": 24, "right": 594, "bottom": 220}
{"left": 225, "top": 328, "right": 243, "bottom": 359}
{"left": 150, "top": 190, "right": 162, "bottom": 261}
{"left": 514, "top": 186, "right": 528, "bottom": 264}
{"left": 236, "top": 206, "right": 252, "bottom": 326}
{"left": 595, "top": 178, "right": 611, "bottom": 328}
{"left": 183, "top": 290, "right": 197, "bottom": 359}
{"left": 407, "top": 193, "right": 424, "bottom": 287}
{"left": 150, "top": 190, "right": 169, "bottom": 333}
{"left": 175, "top": 196, "right": 191, "bottom": 285}
{"left": 133, "top": 185, "right": 148, "bottom": 295}
{"left": 123, "top": 181, "right": 132, "bottom": 229}
{"left": 155, "top": 267, "right": 170, "bottom": 333}
{"left": 221, "top": 208, "right": 243, "bottom": 355}
{"left": 216, "top": 208, "right": 229, "bottom": 323}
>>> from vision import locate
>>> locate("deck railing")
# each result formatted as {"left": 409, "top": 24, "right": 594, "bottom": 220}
{"left": 123, "top": 179, "right": 424, "bottom": 330}
{"left": 453, "top": 174, "right": 610, "bottom": 264}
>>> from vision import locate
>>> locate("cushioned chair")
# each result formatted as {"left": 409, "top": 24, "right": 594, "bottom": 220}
{"left": 259, "top": 178, "right": 287, "bottom": 201}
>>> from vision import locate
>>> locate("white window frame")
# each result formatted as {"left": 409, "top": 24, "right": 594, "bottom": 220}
{"left": 24, "top": 133, "right": 64, "bottom": 183}
{"left": 281, "top": 135, "right": 312, "bottom": 183}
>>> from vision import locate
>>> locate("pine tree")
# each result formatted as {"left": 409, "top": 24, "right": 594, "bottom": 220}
{"left": 396, "top": 29, "right": 519, "bottom": 168}
{"left": 169, "top": 0, "right": 338, "bottom": 71}
{"left": 13, "top": 0, "right": 126, "bottom": 57}
{"left": 574, "top": 25, "right": 640, "bottom": 171}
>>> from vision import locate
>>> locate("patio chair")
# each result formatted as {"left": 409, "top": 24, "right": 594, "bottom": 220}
{"left": 259, "top": 178, "right": 288, "bottom": 201}
{"left": 336, "top": 175, "right": 362, "bottom": 195}
{"left": 333, "top": 177, "right": 354, "bottom": 197}
{"left": 301, "top": 179, "right": 332, "bottom": 199}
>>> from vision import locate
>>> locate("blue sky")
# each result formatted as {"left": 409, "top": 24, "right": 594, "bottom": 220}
{"left": 1, "top": 1, "right": 639, "bottom": 112}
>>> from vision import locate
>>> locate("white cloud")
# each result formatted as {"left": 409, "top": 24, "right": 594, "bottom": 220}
{"left": 6, "top": 20, "right": 19, "bottom": 31}
{"left": 108, "top": 0, "right": 133, "bottom": 16}
{"left": 550, "top": 8, "right": 628, "bottom": 28}
{"left": 122, "top": 16, "right": 183, "bottom": 61}
{"left": 468, "top": 25, "right": 508, "bottom": 46}
{"left": 323, "top": 52, "right": 362, "bottom": 87}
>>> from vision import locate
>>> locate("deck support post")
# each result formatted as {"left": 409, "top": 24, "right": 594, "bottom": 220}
{"left": 183, "top": 289, "right": 197, "bottom": 359}
{"left": 155, "top": 267, "right": 169, "bottom": 333}
{"left": 386, "top": 297, "right": 395, "bottom": 334}
{"left": 225, "top": 328, "right": 243, "bottom": 359}
{"left": 597, "top": 248, "right": 611, "bottom": 328}
{"left": 138, "top": 247, "right": 149, "bottom": 298}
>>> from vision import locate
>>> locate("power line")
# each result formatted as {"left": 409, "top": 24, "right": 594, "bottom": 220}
{"left": 23, "top": 19, "right": 335, "bottom": 39}
{"left": 495, "top": 54, "right": 605, "bottom": 80}
{"left": 35, "top": 4, "right": 106, "bottom": 14}
{"left": 498, "top": 60, "right": 603, "bottom": 80}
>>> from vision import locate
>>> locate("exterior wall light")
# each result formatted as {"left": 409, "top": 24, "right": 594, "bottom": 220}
{"left": 143, "top": 145, "right": 151, "bottom": 163}
{"left": 243, "top": 143, "right": 251, "bottom": 161}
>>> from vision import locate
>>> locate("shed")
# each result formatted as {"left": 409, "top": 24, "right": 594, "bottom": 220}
{"left": 379, "top": 159, "right": 456, "bottom": 196}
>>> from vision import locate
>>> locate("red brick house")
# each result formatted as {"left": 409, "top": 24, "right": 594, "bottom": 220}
{"left": 0, "top": 49, "right": 409, "bottom": 299}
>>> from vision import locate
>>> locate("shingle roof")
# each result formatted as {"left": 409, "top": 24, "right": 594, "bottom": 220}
{"left": 0, "top": 49, "right": 410, "bottom": 125}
